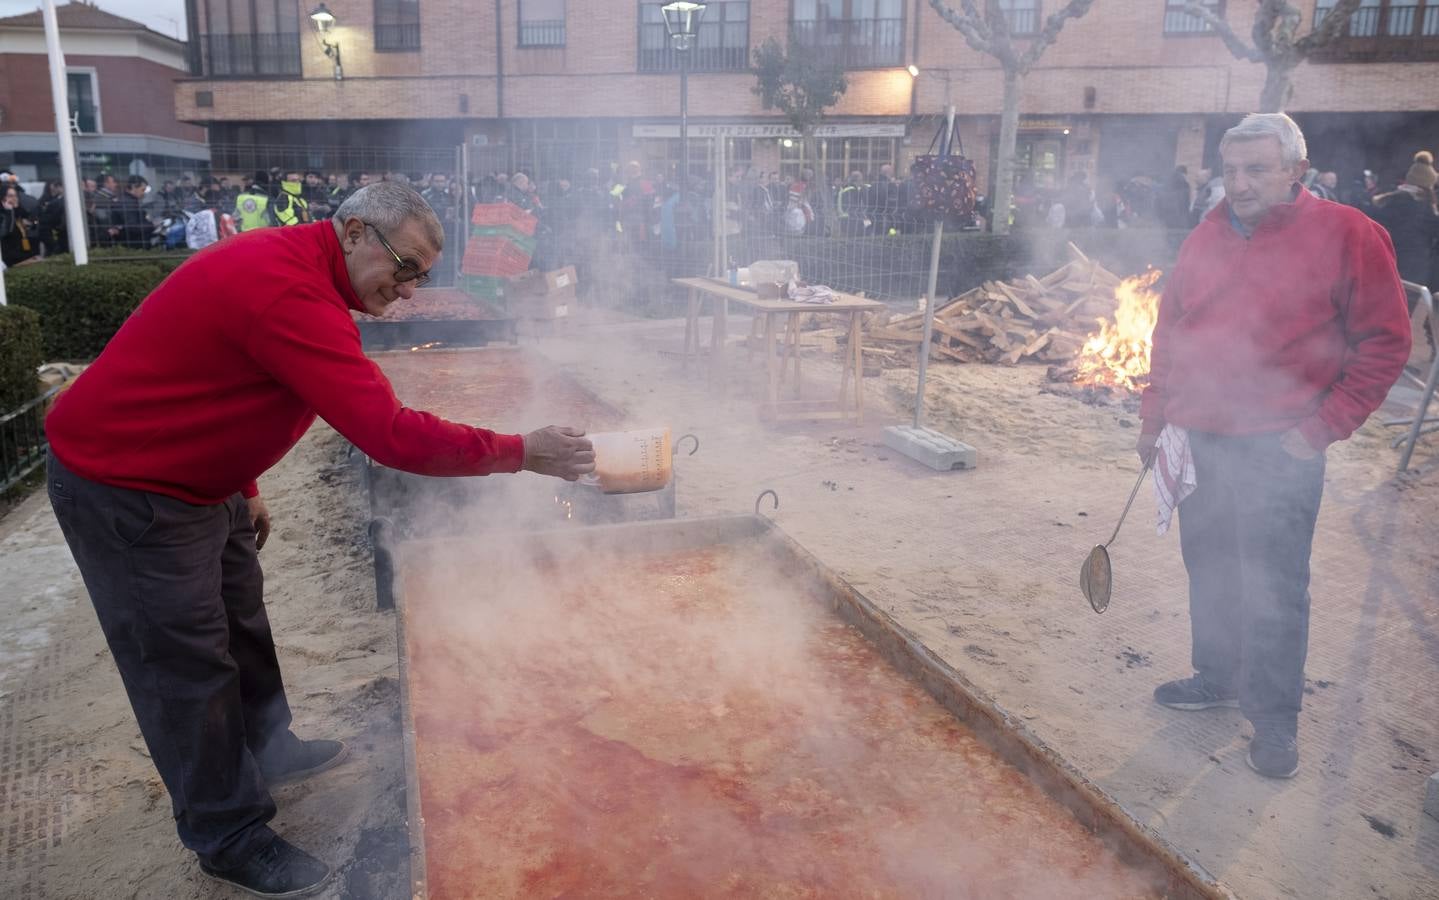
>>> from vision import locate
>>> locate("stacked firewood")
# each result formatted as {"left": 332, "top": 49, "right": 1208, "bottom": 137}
{"left": 861, "top": 244, "right": 1123, "bottom": 367}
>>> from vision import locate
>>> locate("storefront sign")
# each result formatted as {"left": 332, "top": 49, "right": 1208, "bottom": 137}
{"left": 632, "top": 123, "right": 906, "bottom": 139}
{"left": 1017, "top": 118, "right": 1074, "bottom": 132}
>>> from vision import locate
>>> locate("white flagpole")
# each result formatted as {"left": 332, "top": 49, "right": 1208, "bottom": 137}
{"left": 41, "top": 0, "right": 89, "bottom": 265}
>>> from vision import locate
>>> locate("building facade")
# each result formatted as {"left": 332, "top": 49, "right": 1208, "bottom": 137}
{"left": 0, "top": 2, "right": 209, "bottom": 181}
{"left": 175, "top": 0, "right": 1439, "bottom": 194}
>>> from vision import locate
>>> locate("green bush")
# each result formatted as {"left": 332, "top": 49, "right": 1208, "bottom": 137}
{"left": 45, "top": 247, "right": 196, "bottom": 275}
{"left": 0, "top": 305, "right": 43, "bottom": 410}
{"left": 6, "top": 260, "right": 170, "bottom": 361}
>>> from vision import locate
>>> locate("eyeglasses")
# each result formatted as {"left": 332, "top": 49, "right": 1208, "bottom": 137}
{"left": 363, "top": 222, "right": 431, "bottom": 287}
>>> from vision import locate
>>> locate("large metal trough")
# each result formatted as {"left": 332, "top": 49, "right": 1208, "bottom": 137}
{"left": 355, "top": 289, "right": 517, "bottom": 351}
{"left": 389, "top": 514, "right": 1233, "bottom": 900}
{"left": 361, "top": 347, "right": 685, "bottom": 607}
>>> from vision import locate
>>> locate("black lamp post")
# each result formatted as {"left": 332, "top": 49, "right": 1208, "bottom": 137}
{"left": 309, "top": 3, "right": 343, "bottom": 81}
{"left": 660, "top": 1, "right": 705, "bottom": 203}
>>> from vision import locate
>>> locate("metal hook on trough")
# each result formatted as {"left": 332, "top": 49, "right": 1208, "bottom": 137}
{"left": 674, "top": 433, "right": 700, "bottom": 457}
{"left": 755, "top": 489, "right": 779, "bottom": 516}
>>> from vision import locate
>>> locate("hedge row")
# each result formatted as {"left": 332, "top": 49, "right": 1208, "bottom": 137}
{"left": 0, "top": 305, "right": 43, "bottom": 410}
{"left": 6, "top": 249, "right": 196, "bottom": 361}
{"left": 6, "top": 261, "right": 171, "bottom": 361}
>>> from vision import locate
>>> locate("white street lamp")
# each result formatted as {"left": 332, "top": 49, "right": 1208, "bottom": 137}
{"left": 309, "top": 3, "right": 343, "bottom": 80}
{"left": 660, "top": 1, "right": 706, "bottom": 199}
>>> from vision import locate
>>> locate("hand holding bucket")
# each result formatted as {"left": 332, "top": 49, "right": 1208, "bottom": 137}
{"left": 580, "top": 427, "right": 673, "bottom": 494}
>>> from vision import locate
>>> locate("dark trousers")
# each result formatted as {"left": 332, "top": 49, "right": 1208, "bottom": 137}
{"left": 46, "top": 451, "right": 294, "bottom": 868}
{"left": 1178, "top": 432, "right": 1326, "bottom": 734}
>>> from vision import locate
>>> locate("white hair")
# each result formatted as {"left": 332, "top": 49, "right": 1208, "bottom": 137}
{"left": 333, "top": 182, "right": 444, "bottom": 251}
{"left": 1220, "top": 113, "right": 1308, "bottom": 167}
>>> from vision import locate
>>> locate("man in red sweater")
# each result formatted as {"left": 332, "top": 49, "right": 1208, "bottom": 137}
{"left": 1138, "top": 114, "right": 1409, "bottom": 779}
{"left": 44, "top": 182, "right": 594, "bottom": 896}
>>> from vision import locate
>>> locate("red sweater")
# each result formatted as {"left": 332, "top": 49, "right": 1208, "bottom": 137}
{"left": 1140, "top": 189, "right": 1411, "bottom": 450}
{"left": 47, "top": 222, "right": 525, "bottom": 505}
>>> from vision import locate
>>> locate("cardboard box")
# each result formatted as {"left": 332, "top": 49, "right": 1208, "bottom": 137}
{"left": 507, "top": 266, "right": 579, "bottom": 300}
{"left": 506, "top": 269, "right": 548, "bottom": 298}
{"left": 543, "top": 266, "right": 577, "bottom": 293}
{"left": 515, "top": 283, "right": 576, "bottom": 319}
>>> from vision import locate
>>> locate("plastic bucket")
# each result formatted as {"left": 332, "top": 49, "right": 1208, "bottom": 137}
{"left": 581, "top": 427, "right": 673, "bottom": 494}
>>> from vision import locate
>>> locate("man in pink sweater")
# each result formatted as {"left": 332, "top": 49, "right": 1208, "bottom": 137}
{"left": 1138, "top": 113, "right": 1409, "bottom": 779}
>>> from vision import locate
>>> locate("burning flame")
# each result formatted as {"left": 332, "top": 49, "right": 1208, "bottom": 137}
{"left": 1074, "top": 269, "right": 1163, "bottom": 392}
{"left": 409, "top": 341, "right": 446, "bottom": 352}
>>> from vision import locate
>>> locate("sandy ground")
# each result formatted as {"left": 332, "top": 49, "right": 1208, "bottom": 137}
{"left": 2, "top": 307, "right": 1437, "bottom": 899}
{"left": 0, "top": 433, "right": 409, "bottom": 900}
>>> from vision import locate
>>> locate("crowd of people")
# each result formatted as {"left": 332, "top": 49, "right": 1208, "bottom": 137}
{"left": 0, "top": 167, "right": 466, "bottom": 265}
{"left": 474, "top": 160, "right": 982, "bottom": 245}
{"left": 3, "top": 148, "right": 1436, "bottom": 299}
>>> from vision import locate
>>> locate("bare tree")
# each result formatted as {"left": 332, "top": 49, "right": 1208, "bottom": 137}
{"left": 1182, "top": 0, "right": 1364, "bottom": 113}
{"left": 927, "top": 0, "right": 1095, "bottom": 234}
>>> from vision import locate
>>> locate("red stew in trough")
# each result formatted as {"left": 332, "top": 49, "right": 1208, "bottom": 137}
{"left": 393, "top": 516, "right": 1230, "bottom": 900}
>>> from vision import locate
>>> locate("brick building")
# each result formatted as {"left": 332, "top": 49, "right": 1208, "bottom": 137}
{"left": 0, "top": 1, "right": 209, "bottom": 181}
{"left": 176, "top": 0, "right": 1439, "bottom": 196}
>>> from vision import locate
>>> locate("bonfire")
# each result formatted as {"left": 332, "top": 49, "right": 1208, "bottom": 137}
{"left": 1072, "top": 269, "right": 1163, "bottom": 393}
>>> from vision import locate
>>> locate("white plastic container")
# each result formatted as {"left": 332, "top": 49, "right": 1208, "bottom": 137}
{"left": 749, "top": 260, "right": 799, "bottom": 286}
{"left": 580, "top": 427, "right": 673, "bottom": 494}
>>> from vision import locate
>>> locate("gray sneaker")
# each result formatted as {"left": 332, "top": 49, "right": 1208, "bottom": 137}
{"left": 1153, "top": 674, "right": 1240, "bottom": 710}
{"left": 1247, "top": 730, "right": 1299, "bottom": 779}
{"left": 261, "top": 738, "right": 349, "bottom": 786}
{"left": 200, "top": 836, "right": 331, "bottom": 898}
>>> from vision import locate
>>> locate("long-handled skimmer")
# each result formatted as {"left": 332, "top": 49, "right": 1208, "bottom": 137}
{"left": 1080, "top": 457, "right": 1153, "bottom": 614}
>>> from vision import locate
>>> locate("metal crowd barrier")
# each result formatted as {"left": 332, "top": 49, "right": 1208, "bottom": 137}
{"left": 0, "top": 387, "right": 60, "bottom": 495}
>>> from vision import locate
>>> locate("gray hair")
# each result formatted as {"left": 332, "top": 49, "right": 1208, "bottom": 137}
{"left": 333, "top": 182, "right": 444, "bottom": 252}
{"left": 1220, "top": 113, "right": 1308, "bottom": 167}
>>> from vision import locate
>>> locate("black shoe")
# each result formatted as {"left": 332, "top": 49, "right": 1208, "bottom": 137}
{"left": 1247, "top": 730, "right": 1299, "bottom": 779}
{"left": 200, "top": 836, "right": 331, "bottom": 898}
{"left": 261, "top": 738, "right": 349, "bottom": 786}
{"left": 1153, "top": 674, "right": 1240, "bottom": 710}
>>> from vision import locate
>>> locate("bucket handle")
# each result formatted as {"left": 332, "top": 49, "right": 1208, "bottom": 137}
{"left": 674, "top": 433, "right": 700, "bottom": 457}
{"left": 755, "top": 489, "right": 779, "bottom": 516}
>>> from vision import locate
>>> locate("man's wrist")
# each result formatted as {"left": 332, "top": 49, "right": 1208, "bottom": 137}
{"left": 499, "top": 432, "right": 527, "bottom": 473}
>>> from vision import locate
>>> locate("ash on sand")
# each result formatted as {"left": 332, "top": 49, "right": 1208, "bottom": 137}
{"left": 1041, "top": 364, "right": 1144, "bottom": 412}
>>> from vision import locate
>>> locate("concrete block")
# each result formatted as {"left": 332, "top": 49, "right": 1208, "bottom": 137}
{"left": 1426, "top": 771, "right": 1439, "bottom": 822}
{"left": 883, "top": 425, "right": 977, "bottom": 472}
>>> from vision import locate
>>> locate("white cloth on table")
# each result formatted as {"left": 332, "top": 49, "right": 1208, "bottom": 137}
{"left": 1153, "top": 424, "right": 1197, "bottom": 535}
{"left": 786, "top": 281, "right": 836, "bottom": 304}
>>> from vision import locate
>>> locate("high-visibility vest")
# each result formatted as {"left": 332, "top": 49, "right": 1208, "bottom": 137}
{"left": 234, "top": 192, "right": 270, "bottom": 231}
{"left": 609, "top": 182, "right": 625, "bottom": 232}
{"left": 837, "top": 185, "right": 863, "bottom": 218}
{"left": 273, "top": 190, "right": 309, "bottom": 226}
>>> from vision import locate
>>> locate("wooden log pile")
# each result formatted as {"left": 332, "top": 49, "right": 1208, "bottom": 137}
{"left": 860, "top": 244, "right": 1124, "bottom": 367}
